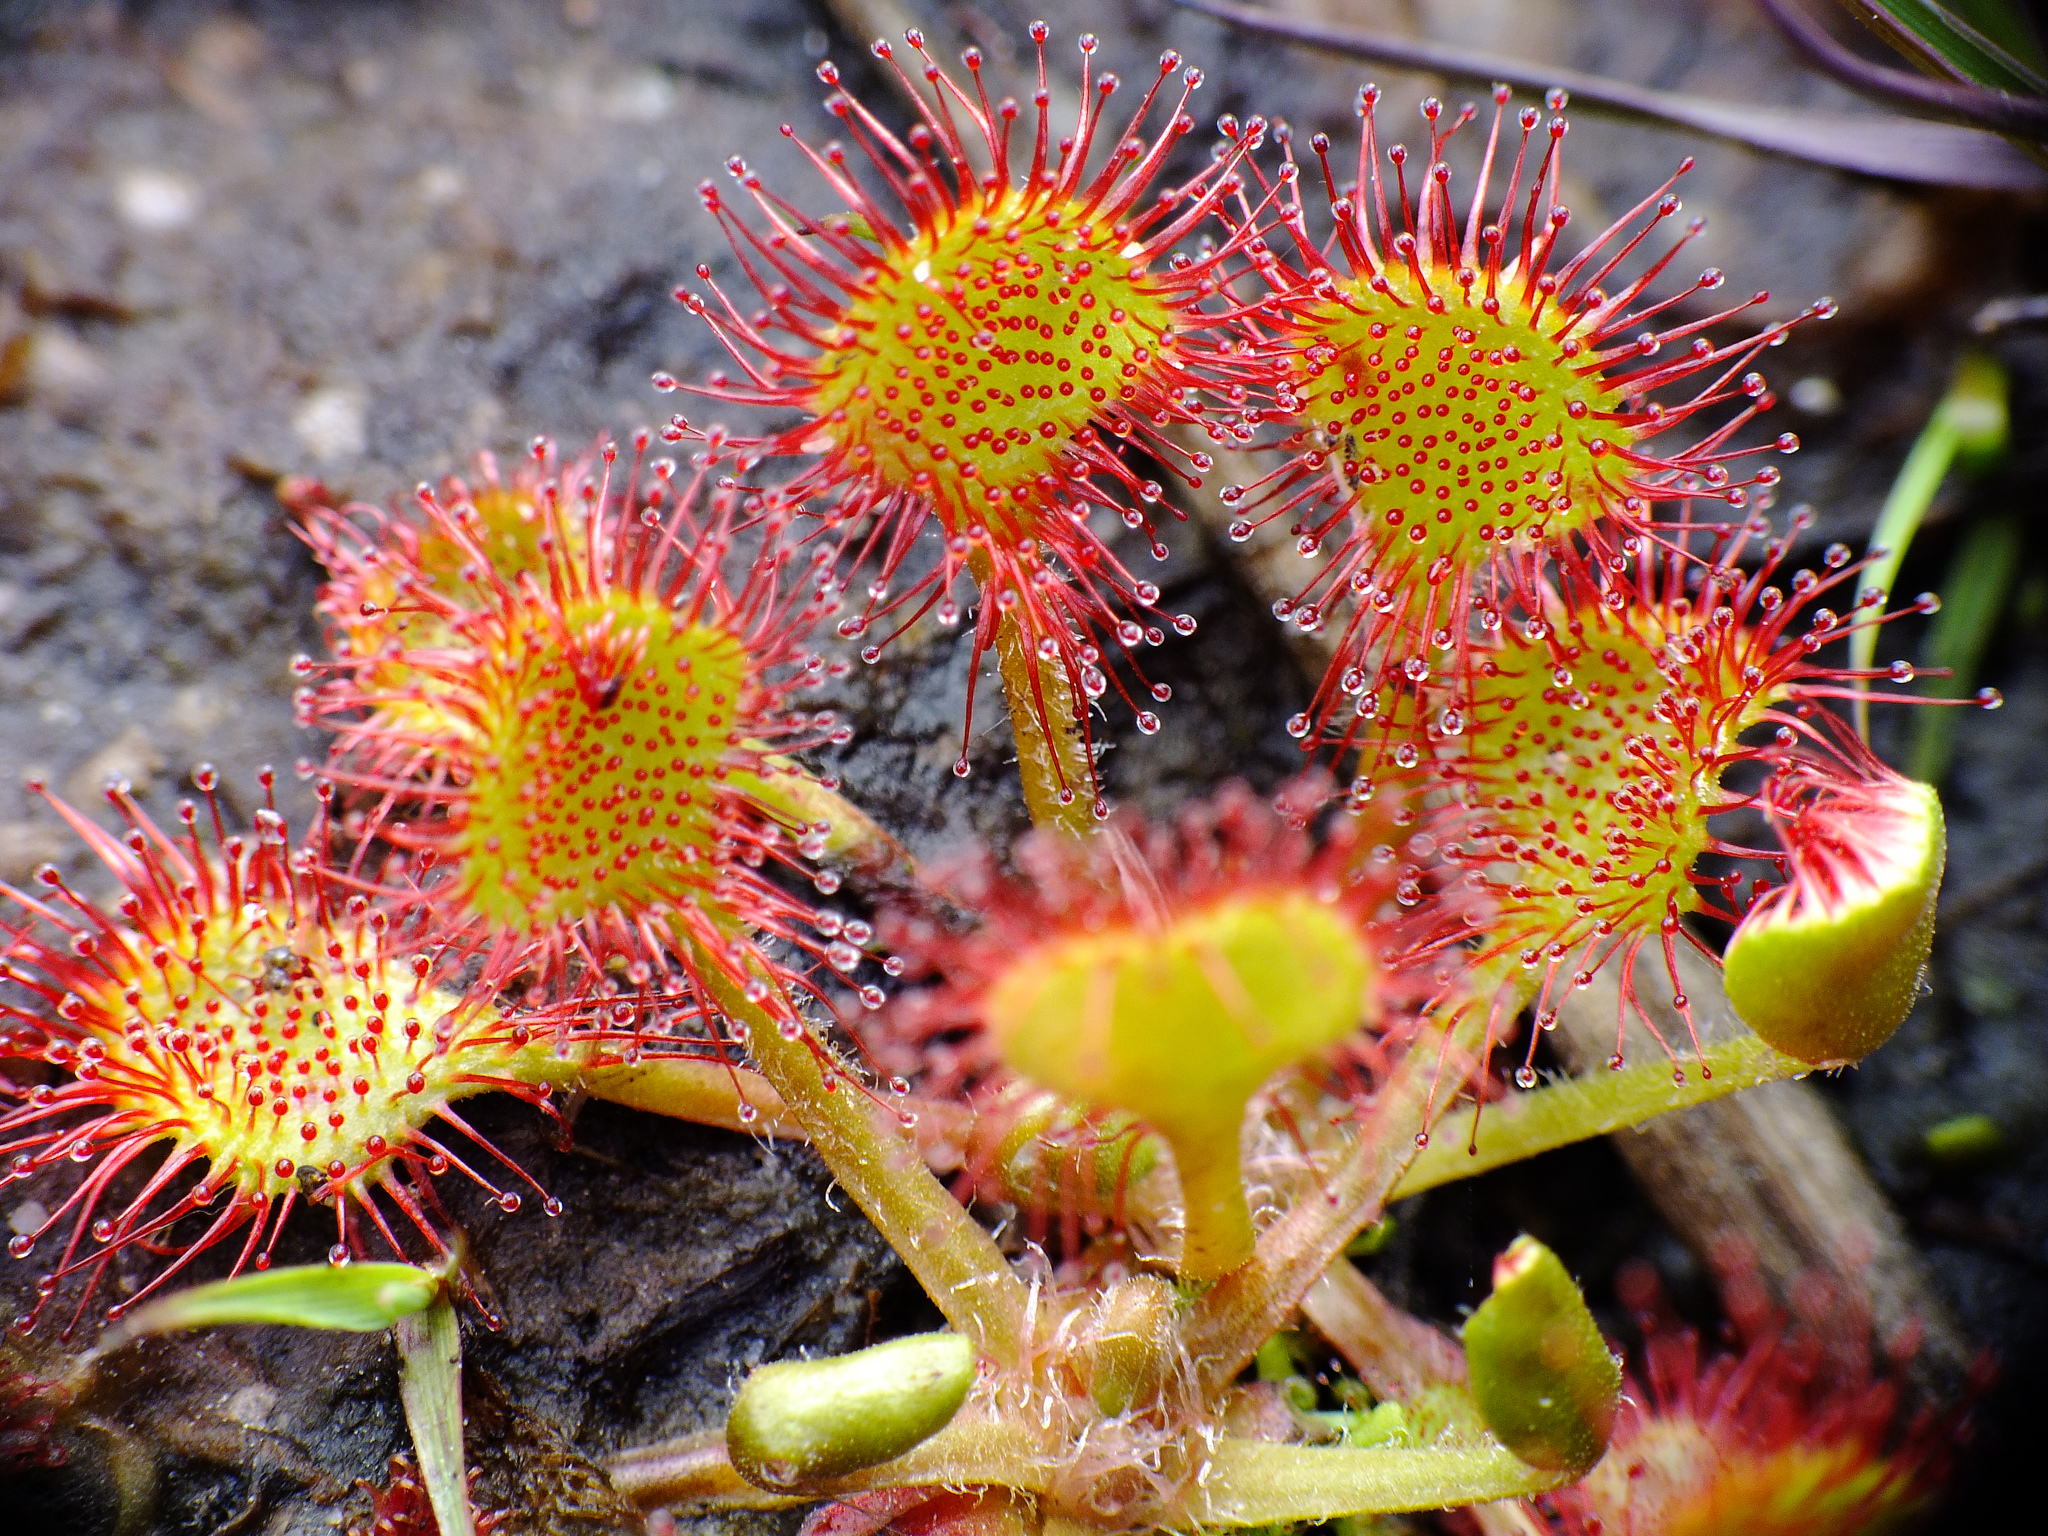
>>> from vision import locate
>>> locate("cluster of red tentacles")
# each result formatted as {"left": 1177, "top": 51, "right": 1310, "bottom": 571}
{"left": 1533, "top": 1250, "right": 1975, "bottom": 1536}
{"left": 0, "top": 1358, "right": 63, "bottom": 1473}
{"left": 348, "top": 1455, "right": 507, "bottom": 1536}
{"left": 674, "top": 22, "right": 1287, "bottom": 808}
{"left": 867, "top": 778, "right": 1474, "bottom": 1251}
{"left": 4, "top": 433, "right": 893, "bottom": 1333}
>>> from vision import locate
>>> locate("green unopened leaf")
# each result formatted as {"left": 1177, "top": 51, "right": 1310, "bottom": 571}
{"left": 728, "top": 1332, "right": 976, "bottom": 1491}
{"left": 110, "top": 1262, "right": 440, "bottom": 1343}
{"left": 1074, "top": 1276, "right": 1177, "bottom": 1418}
{"left": 1461, "top": 1237, "right": 1620, "bottom": 1476}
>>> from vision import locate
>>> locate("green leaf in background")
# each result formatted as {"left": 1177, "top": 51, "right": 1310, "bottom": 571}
{"left": 1910, "top": 514, "right": 2022, "bottom": 783}
{"left": 1852, "top": 0, "right": 2048, "bottom": 93}
{"left": 1924, "top": 1109, "right": 2007, "bottom": 1165}
{"left": 397, "top": 1298, "right": 475, "bottom": 1536}
{"left": 106, "top": 1262, "right": 440, "bottom": 1343}
{"left": 1947, "top": 0, "right": 2048, "bottom": 69}
{"left": 1851, "top": 350, "right": 2009, "bottom": 739}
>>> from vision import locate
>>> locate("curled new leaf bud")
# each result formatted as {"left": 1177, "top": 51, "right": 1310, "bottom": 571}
{"left": 1724, "top": 767, "right": 1945, "bottom": 1065}
{"left": 727, "top": 1332, "right": 976, "bottom": 1491}
{"left": 1071, "top": 1275, "right": 1179, "bottom": 1418}
{"left": 1462, "top": 1235, "right": 1621, "bottom": 1476}
{"left": 991, "top": 1089, "right": 1162, "bottom": 1215}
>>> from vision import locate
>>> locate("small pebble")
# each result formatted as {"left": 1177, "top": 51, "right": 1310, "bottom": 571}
{"left": 292, "top": 385, "right": 368, "bottom": 464}
{"left": 113, "top": 169, "right": 200, "bottom": 232}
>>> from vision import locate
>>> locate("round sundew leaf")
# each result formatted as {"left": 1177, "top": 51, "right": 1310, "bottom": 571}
{"left": 1435, "top": 597, "right": 1754, "bottom": 999}
{"left": 807, "top": 185, "right": 1181, "bottom": 530}
{"left": 450, "top": 596, "right": 752, "bottom": 933}
{"left": 1462, "top": 1236, "right": 1621, "bottom": 1476}
{"left": 726, "top": 1332, "right": 976, "bottom": 1491}
{"left": 0, "top": 779, "right": 576, "bottom": 1334}
{"left": 1302, "top": 300, "right": 1631, "bottom": 567}
{"left": 1724, "top": 778, "right": 1945, "bottom": 1065}
{"left": 980, "top": 889, "right": 1372, "bottom": 1145}
{"left": 58, "top": 876, "right": 542, "bottom": 1210}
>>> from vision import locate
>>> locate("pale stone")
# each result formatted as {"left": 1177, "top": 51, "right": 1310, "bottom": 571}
{"left": 113, "top": 168, "right": 200, "bottom": 232}
{"left": 291, "top": 385, "right": 368, "bottom": 465}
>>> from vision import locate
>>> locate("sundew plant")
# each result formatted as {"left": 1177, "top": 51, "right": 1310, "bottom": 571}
{"left": 0, "top": 15, "right": 2002, "bottom": 1536}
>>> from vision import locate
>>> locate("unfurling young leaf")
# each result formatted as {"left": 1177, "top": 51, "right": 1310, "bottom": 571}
{"left": 1724, "top": 772, "right": 1946, "bottom": 1065}
{"left": 1461, "top": 1237, "right": 1621, "bottom": 1476}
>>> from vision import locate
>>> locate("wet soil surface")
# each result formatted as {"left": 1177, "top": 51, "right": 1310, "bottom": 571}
{"left": 0, "top": 1, "right": 2043, "bottom": 1532}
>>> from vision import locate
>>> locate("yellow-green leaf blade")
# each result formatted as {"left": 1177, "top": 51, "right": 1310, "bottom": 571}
{"left": 397, "top": 1297, "right": 473, "bottom": 1536}
{"left": 110, "top": 1262, "right": 440, "bottom": 1341}
{"left": 1183, "top": 1439, "right": 1564, "bottom": 1525}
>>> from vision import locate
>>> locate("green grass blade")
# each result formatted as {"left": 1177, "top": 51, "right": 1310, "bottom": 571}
{"left": 1910, "top": 514, "right": 2022, "bottom": 782}
{"left": 1945, "top": 0, "right": 2048, "bottom": 70}
{"left": 1854, "top": 0, "right": 2048, "bottom": 93}
{"left": 1850, "top": 351, "right": 2008, "bottom": 739}
{"left": 396, "top": 1297, "right": 474, "bottom": 1536}
{"left": 107, "top": 1262, "right": 439, "bottom": 1342}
